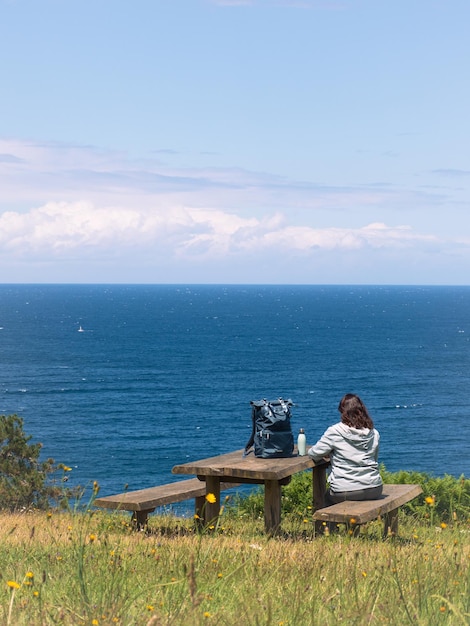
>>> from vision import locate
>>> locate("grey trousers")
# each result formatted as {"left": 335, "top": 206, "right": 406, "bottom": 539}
{"left": 327, "top": 484, "right": 383, "bottom": 505}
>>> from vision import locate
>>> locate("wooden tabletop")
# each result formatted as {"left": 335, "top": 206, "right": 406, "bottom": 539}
{"left": 172, "top": 448, "right": 317, "bottom": 481}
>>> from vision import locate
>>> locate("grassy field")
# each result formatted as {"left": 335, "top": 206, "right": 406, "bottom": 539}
{"left": 0, "top": 500, "right": 469, "bottom": 626}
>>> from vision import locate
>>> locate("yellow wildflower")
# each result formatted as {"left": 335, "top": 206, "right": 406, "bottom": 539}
{"left": 92, "top": 620, "right": 99, "bottom": 625}
{"left": 146, "top": 605, "right": 154, "bottom": 611}
{"left": 425, "top": 496, "right": 435, "bottom": 506}
{"left": 204, "top": 612, "right": 211, "bottom": 618}
{"left": 205, "top": 493, "right": 217, "bottom": 504}
{"left": 89, "top": 534, "right": 97, "bottom": 542}
{"left": 7, "top": 580, "right": 21, "bottom": 590}
{"left": 25, "top": 571, "right": 34, "bottom": 579}
{"left": 440, "top": 522, "right": 447, "bottom": 529}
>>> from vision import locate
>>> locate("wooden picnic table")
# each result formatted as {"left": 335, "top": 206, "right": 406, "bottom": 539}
{"left": 172, "top": 448, "right": 329, "bottom": 534}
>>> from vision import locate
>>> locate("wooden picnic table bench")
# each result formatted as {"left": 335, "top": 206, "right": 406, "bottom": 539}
{"left": 94, "top": 478, "right": 240, "bottom": 529}
{"left": 313, "top": 483, "right": 423, "bottom": 538}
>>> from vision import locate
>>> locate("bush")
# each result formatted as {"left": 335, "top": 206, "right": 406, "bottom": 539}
{"left": 232, "top": 466, "right": 470, "bottom": 523}
{"left": 380, "top": 466, "right": 470, "bottom": 523}
{"left": 0, "top": 414, "right": 70, "bottom": 511}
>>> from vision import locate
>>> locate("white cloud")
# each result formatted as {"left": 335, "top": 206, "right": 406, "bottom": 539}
{"left": 0, "top": 199, "right": 438, "bottom": 262}
{"left": 239, "top": 221, "right": 437, "bottom": 254}
{"left": 0, "top": 138, "right": 466, "bottom": 283}
{"left": 0, "top": 138, "right": 446, "bottom": 220}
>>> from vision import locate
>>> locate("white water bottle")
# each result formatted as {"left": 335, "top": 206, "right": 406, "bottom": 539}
{"left": 297, "top": 428, "right": 306, "bottom": 456}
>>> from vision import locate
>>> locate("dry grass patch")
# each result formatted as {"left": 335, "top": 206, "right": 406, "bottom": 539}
{"left": 0, "top": 510, "right": 468, "bottom": 625}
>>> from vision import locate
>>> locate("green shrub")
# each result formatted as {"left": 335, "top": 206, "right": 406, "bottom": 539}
{"left": 232, "top": 466, "right": 470, "bottom": 523}
{"left": 380, "top": 466, "right": 470, "bottom": 522}
{"left": 0, "top": 414, "right": 71, "bottom": 511}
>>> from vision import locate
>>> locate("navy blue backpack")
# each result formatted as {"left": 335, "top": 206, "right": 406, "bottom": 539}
{"left": 244, "top": 398, "right": 294, "bottom": 458}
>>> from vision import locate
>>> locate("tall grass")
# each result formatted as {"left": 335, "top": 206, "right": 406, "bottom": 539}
{"left": 0, "top": 471, "right": 469, "bottom": 625}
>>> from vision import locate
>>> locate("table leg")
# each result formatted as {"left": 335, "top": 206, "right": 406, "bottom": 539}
{"left": 312, "top": 464, "right": 327, "bottom": 534}
{"left": 312, "top": 464, "right": 327, "bottom": 509}
{"left": 131, "top": 510, "right": 150, "bottom": 530}
{"left": 205, "top": 476, "right": 221, "bottom": 524}
{"left": 383, "top": 507, "right": 399, "bottom": 538}
{"left": 264, "top": 480, "right": 282, "bottom": 535}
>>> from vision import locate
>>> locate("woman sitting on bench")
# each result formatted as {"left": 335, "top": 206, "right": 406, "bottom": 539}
{"left": 308, "top": 393, "right": 383, "bottom": 504}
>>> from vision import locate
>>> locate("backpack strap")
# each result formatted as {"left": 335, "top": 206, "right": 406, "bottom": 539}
{"left": 243, "top": 403, "right": 257, "bottom": 457}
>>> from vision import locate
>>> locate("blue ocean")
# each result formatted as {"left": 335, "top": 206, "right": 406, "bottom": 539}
{"left": 0, "top": 284, "right": 468, "bottom": 505}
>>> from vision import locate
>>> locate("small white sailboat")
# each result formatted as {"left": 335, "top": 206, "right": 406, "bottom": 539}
{"left": 78, "top": 325, "right": 84, "bottom": 332}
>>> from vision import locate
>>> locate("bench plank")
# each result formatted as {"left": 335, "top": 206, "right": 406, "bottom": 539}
{"left": 313, "top": 484, "right": 422, "bottom": 537}
{"left": 313, "top": 484, "right": 422, "bottom": 524}
{"left": 94, "top": 478, "right": 240, "bottom": 529}
{"left": 95, "top": 478, "right": 211, "bottom": 512}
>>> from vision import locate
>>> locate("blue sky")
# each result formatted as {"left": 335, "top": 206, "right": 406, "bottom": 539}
{"left": 1, "top": 0, "right": 469, "bottom": 284}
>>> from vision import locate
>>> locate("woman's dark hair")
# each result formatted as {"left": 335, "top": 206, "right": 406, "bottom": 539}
{"left": 338, "top": 393, "right": 374, "bottom": 429}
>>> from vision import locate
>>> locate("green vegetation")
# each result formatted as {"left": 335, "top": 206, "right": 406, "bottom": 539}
{"left": 0, "top": 415, "right": 469, "bottom": 624}
{"left": 0, "top": 414, "right": 74, "bottom": 511}
{"left": 232, "top": 465, "right": 470, "bottom": 528}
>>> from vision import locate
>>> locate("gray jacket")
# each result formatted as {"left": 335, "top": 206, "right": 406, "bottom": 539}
{"left": 307, "top": 422, "right": 382, "bottom": 493}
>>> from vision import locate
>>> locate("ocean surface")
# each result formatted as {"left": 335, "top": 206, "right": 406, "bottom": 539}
{"left": 0, "top": 284, "right": 469, "bottom": 509}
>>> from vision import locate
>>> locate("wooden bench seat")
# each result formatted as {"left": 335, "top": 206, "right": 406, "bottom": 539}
{"left": 94, "top": 478, "right": 240, "bottom": 528}
{"left": 313, "top": 484, "right": 423, "bottom": 538}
